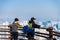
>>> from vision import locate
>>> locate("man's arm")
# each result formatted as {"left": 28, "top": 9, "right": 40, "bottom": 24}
{"left": 18, "top": 25, "right": 24, "bottom": 28}
{"left": 17, "top": 23, "right": 24, "bottom": 28}
{"left": 32, "top": 23, "right": 40, "bottom": 28}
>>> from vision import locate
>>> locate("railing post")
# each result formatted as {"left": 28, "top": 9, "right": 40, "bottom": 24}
{"left": 28, "top": 36, "right": 34, "bottom": 40}
{"left": 47, "top": 27, "right": 53, "bottom": 40}
{"left": 8, "top": 25, "right": 12, "bottom": 40}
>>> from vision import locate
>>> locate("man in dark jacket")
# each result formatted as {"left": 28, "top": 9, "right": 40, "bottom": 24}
{"left": 28, "top": 17, "right": 40, "bottom": 40}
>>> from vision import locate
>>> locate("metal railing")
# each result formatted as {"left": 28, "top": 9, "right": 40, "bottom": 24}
{"left": 0, "top": 25, "right": 60, "bottom": 40}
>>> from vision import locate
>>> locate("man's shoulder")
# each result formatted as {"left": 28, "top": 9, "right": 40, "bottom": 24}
{"left": 8, "top": 24, "right": 15, "bottom": 27}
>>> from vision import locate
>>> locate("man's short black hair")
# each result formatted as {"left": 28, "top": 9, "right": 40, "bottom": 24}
{"left": 14, "top": 18, "right": 19, "bottom": 21}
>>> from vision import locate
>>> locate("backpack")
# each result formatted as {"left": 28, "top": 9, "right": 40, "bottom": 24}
{"left": 23, "top": 25, "right": 35, "bottom": 36}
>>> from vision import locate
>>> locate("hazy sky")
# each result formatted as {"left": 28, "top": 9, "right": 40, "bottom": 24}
{"left": 0, "top": 0, "right": 60, "bottom": 22}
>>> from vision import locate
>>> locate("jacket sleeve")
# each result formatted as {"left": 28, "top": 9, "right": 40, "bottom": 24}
{"left": 32, "top": 23, "right": 40, "bottom": 28}
{"left": 18, "top": 25, "right": 24, "bottom": 28}
{"left": 17, "top": 23, "right": 24, "bottom": 28}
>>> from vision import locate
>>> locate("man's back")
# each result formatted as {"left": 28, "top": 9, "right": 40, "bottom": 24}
{"left": 11, "top": 24, "right": 18, "bottom": 32}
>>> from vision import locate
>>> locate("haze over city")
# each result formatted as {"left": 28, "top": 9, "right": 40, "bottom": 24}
{"left": 0, "top": 0, "right": 60, "bottom": 23}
